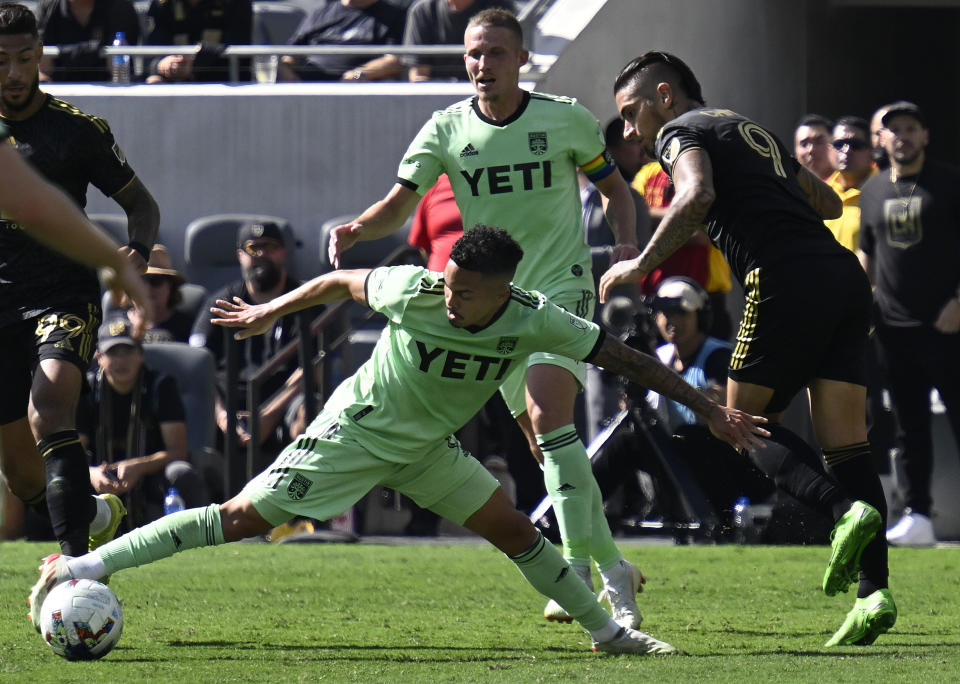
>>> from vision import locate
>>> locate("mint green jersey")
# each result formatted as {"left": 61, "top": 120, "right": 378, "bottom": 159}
{"left": 316, "top": 265, "right": 603, "bottom": 462}
{"left": 397, "top": 91, "right": 617, "bottom": 294}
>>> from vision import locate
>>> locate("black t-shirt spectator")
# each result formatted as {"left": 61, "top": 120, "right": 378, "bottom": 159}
{"left": 143, "top": 310, "right": 195, "bottom": 344}
{"left": 79, "top": 366, "right": 186, "bottom": 462}
{"left": 289, "top": 0, "right": 406, "bottom": 80}
{"left": 37, "top": 0, "right": 141, "bottom": 81}
{"left": 190, "top": 277, "right": 319, "bottom": 408}
{"left": 859, "top": 159, "right": 960, "bottom": 326}
{"left": 146, "top": 0, "right": 252, "bottom": 81}
{"left": 402, "top": 0, "right": 514, "bottom": 80}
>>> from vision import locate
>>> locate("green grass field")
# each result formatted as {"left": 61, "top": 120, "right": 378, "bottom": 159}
{"left": 1, "top": 539, "right": 958, "bottom": 683}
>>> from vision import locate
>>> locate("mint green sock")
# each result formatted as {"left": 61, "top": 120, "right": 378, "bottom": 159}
{"left": 538, "top": 425, "right": 595, "bottom": 567}
{"left": 510, "top": 531, "right": 611, "bottom": 631}
{"left": 96, "top": 504, "right": 225, "bottom": 576}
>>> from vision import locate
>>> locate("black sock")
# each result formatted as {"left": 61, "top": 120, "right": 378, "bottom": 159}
{"left": 823, "top": 442, "right": 889, "bottom": 597}
{"left": 38, "top": 430, "right": 96, "bottom": 556}
{"left": 24, "top": 487, "right": 50, "bottom": 520}
{"left": 747, "top": 425, "right": 850, "bottom": 521}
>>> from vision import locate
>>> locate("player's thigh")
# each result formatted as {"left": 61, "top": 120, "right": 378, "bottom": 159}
{"left": 807, "top": 378, "right": 868, "bottom": 448}
{"left": 383, "top": 434, "right": 500, "bottom": 527}
{"left": 30, "top": 304, "right": 100, "bottom": 418}
{"left": 241, "top": 419, "right": 397, "bottom": 527}
{"left": 0, "top": 320, "right": 38, "bottom": 425}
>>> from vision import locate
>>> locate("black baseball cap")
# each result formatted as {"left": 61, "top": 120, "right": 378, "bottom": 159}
{"left": 97, "top": 314, "right": 140, "bottom": 352}
{"left": 881, "top": 101, "right": 926, "bottom": 128}
{"left": 236, "top": 220, "right": 285, "bottom": 249}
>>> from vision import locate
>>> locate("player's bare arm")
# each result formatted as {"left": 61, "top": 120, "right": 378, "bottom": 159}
{"left": 589, "top": 332, "right": 769, "bottom": 450}
{"left": 113, "top": 176, "right": 161, "bottom": 273}
{"left": 795, "top": 164, "right": 842, "bottom": 220}
{"left": 211, "top": 268, "right": 372, "bottom": 339}
{"left": 328, "top": 184, "right": 421, "bottom": 268}
{"left": 598, "top": 149, "right": 715, "bottom": 302}
{"left": 594, "top": 169, "right": 640, "bottom": 262}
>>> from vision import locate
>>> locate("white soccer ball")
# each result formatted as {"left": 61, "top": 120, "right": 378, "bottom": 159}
{"left": 39, "top": 579, "right": 124, "bottom": 661}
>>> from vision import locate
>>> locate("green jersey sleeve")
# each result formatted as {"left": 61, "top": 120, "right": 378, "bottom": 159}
{"left": 365, "top": 264, "right": 436, "bottom": 323}
{"left": 533, "top": 293, "right": 605, "bottom": 361}
{"left": 396, "top": 111, "right": 448, "bottom": 195}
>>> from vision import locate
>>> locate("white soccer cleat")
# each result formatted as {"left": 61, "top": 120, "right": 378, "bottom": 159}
{"left": 886, "top": 511, "right": 936, "bottom": 547}
{"left": 27, "top": 553, "right": 74, "bottom": 633}
{"left": 598, "top": 559, "right": 644, "bottom": 629}
{"left": 592, "top": 627, "right": 677, "bottom": 655}
{"left": 544, "top": 564, "right": 593, "bottom": 623}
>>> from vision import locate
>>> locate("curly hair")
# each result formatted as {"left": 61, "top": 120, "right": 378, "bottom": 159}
{"left": 450, "top": 224, "right": 523, "bottom": 277}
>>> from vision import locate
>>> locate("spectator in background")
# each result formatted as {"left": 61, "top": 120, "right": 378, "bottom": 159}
{"left": 604, "top": 117, "right": 647, "bottom": 182}
{"left": 144, "top": 0, "right": 251, "bottom": 83}
{"left": 189, "top": 220, "right": 315, "bottom": 474}
{"left": 402, "top": 0, "right": 512, "bottom": 82}
{"left": 78, "top": 314, "right": 208, "bottom": 526}
{"left": 870, "top": 104, "right": 891, "bottom": 172}
{"left": 278, "top": 0, "right": 406, "bottom": 82}
{"left": 36, "top": 0, "right": 140, "bottom": 81}
{"left": 141, "top": 244, "right": 193, "bottom": 343}
{"left": 858, "top": 101, "right": 960, "bottom": 548}
{"left": 824, "top": 116, "right": 876, "bottom": 252}
{"left": 794, "top": 113, "right": 835, "bottom": 181}
{"left": 407, "top": 174, "right": 461, "bottom": 271}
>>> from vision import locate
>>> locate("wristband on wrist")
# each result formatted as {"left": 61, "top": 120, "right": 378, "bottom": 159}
{"left": 128, "top": 240, "right": 150, "bottom": 262}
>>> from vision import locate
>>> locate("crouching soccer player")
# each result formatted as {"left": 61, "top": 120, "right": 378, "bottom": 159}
{"left": 29, "top": 226, "right": 775, "bottom": 654}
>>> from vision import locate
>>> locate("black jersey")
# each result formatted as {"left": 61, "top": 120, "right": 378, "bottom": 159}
{"left": 0, "top": 95, "right": 135, "bottom": 326}
{"left": 656, "top": 108, "right": 849, "bottom": 282}
{"left": 859, "top": 160, "right": 960, "bottom": 326}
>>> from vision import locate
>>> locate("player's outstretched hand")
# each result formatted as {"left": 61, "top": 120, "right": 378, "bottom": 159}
{"left": 705, "top": 406, "right": 770, "bottom": 452}
{"left": 101, "top": 260, "right": 154, "bottom": 337}
{"left": 210, "top": 297, "right": 277, "bottom": 340}
{"left": 327, "top": 222, "right": 362, "bottom": 269}
{"left": 598, "top": 257, "right": 644, "bottom": 303}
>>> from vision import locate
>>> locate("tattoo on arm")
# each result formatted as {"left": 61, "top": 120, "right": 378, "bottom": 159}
{"left": 634, "top": 150, "right": 715, "bottom": 276}
{"left": 591, "top": 335, "right": 716, "bottom": 419}
{"left": 796, "top": 165, "right": 842, "bottom": 219}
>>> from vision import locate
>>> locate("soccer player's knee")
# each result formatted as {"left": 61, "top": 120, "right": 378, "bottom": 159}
{"left": 219, "top": 500, "right": 271, "bottom": 541}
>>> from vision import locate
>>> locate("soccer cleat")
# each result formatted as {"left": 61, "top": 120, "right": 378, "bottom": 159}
{"left": 27, "top": 553, "right": 74, "bottom": 633}
{"left": 886, "top": 511, "right": 936, "bottom": 547}
{"left": 822, "top": 500, "right": 882, "bottom": 597}
{"left": 89, "top": 494, "right": 127, "bottom": 551}
{"left": 825, "top": 588, "right": 897, "bottom": 647}
{"left": 544, "top": 564, "right": 593, "bottom": 623}
{"left": 592, "top": 627, "right": 677, "bottom": 655}
{"left": 598, "top": 559, "right": 644, "bottom": 629}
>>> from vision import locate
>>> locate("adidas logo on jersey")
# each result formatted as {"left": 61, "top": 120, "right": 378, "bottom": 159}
{"left": 459, "top": 143, "right": 479, "bottom": 158}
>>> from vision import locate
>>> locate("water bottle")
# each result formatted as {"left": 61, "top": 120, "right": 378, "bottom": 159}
{"left": 732, "top": 496, "right": 751, "bottom": 543}
{"left": 163, "top": 487, "right": 186, "bottom": 516}
{"left": 110, "top": 31, "right": 130, "bottom": 84}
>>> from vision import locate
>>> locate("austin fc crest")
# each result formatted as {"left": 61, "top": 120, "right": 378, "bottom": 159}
{"left": 528, "top": 132, "right": 547, "bottom": 155}
{"left": 287, "top": 473, "right": 313, "bottom": 501}
{"left": 496, "top": 336, "right": 518, "bottom": 355}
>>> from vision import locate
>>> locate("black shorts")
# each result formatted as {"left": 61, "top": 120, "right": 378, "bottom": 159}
{"left": 728, "top": 252, "right": 871, "bottom": 414}
{"left": 0, "top": 302, "right": 101, "bottom": 424}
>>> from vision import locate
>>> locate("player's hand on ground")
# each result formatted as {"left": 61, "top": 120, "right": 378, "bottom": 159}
{"left": 706, "top": 405, "right": 769, "bottom": 452}
{"left": 210, "top": 297, "right": 277, "bottom": 339}
{"left": 933, "top": 298, "right": 960, "bottom": 334}
{"left": 327, "top": 222, "right": 362, "bottom": 269}
{"left": 609, "top": 243, "right": 641, "bottom": 265}
{"left": 598, "top": 257, "right": 644, "bottom": 303}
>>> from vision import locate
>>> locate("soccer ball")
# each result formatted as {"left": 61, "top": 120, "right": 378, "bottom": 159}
{"left": 39, "top": 579, "right": 124, "bottom": 661}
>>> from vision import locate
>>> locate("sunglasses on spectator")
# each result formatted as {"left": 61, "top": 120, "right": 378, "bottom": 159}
{"left": 241, "top": 240, "right": 283, "bottom": 257}
{"left": 145, "top": 275, "right": 170, "bottom": 287}
{"left": 830, "top": 138, "right": 869, "bottom": 151}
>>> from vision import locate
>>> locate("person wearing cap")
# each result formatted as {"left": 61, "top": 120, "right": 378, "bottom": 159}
{"left": 824, "top": 116, "right": 877, "bottom": 253}
{"left": 858, "top": 101, "right": 960, "bottom": 548}
{"left": 78, "top": 314, "right": 207, "bottom": 525}
{"left": 141, "top": 244, "right": 192, "bottom": 344}
{"left": 190, "top": 220, "right": 318, "bottom": 475}
{"left": 607, "top": 52, "right": 895, "bottom": 647}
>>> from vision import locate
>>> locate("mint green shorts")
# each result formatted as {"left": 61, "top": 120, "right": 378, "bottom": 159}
{"left": 499, "top": 288, "right": 595, "bottom": 417}
{"left": 242, "top": 414, "right": 500, "bottom": 527}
